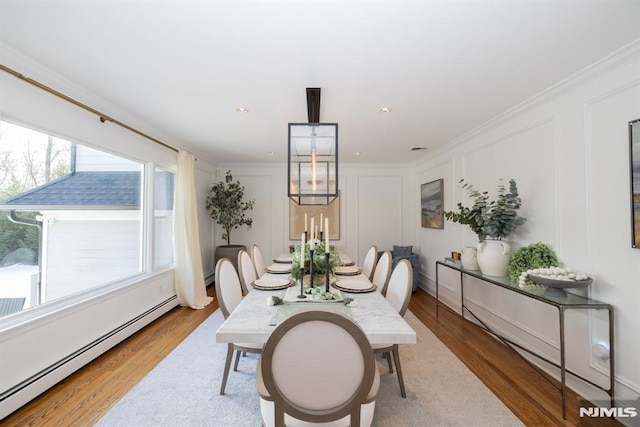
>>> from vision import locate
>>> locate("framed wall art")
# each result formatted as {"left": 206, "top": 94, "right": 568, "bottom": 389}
{"left": 421, "top": 179, "right": 444, "bottom": 229}
{"left": 630, "top": 118, "right": 640, "bottom": 248}
{"left": 289, "top": 192, "right": 340, "bottom": 240}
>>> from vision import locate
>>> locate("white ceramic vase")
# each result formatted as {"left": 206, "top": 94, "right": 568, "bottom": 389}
{"left": 476, "top": 239, "right": 510, "bottom": 277}
{"left": 460, "top": 246, "right": 480, "bottom": 270}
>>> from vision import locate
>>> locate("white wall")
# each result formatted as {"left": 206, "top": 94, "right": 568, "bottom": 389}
{"left": 214, "top": 164, "right": 416, "bottom": 270}
{"left": 416, "top": 40, "right": 640, "bottom": 403}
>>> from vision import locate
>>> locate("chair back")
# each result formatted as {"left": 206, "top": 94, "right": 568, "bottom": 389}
{"left": 360, "top": 245, "right": 378, "bottom": 280}
{"left": 237, "top": 249, "right": 257, "bottom": 294}
{"left": 372, "top": 251, "right": 392, "bottom": 294}
{"left": 385, "top": 259, "right": 413, "bottom": 316}
{"left": 260, "top": 310, "right": 376, "bottom": 426}
{"left": 251, "top": 244, "right": 265, "bottom": 278}
{"left": 215, "top": 258, "right": 244, "bottom": 319}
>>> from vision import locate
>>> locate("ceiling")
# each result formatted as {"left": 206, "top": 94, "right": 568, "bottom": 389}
{"left": 1, "top": 0, "right": 640, "bottom": 165}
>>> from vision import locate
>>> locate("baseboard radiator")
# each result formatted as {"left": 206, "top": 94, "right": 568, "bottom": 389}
{"left": 0, "top": 295, "right": 179, "bottom": 420}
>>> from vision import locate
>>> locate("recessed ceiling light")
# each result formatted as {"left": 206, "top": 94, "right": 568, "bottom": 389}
{"left": 268, "top": 151, "right": 275, "bottom": 156}
{"left": 235, "top": 107, "right": 249, "bottom": 113}
{"left": 378, "top": 107, "right": 392, "bottom": 113}
{"left": 354, "top": 151, "right": 362, "bottom": 156}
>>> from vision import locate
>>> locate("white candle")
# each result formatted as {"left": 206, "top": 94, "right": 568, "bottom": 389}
{"left": 315, "top": 225, "right": 318, "bottom": 240}
{"left": 301, "top": 232, "right": 305, "bottom": 263}
{"left": 310, "top": 217, "right": 315, "bottom": 239}
{"left": 325, "top": 218, "right": 330, "bottom": 253}
{"left": 320, "top": 213, "right": 323, "bottom": 232}
{"left": 304, "top": 213, "right": 308, "bottom": 232}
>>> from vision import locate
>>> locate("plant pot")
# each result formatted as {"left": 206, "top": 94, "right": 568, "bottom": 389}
{"left": 215, "top": 245, "right": 246, "bottom": 273}
{"left": 476, "top": 239, "right": 510, "bottom": 277}
{"left": 460, "top": 246, "right": 480, "bottom": 270}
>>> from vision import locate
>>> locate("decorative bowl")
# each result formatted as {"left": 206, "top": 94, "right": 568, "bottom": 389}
{"left": 528, "top": 275, "right": 592, "bottom": 298}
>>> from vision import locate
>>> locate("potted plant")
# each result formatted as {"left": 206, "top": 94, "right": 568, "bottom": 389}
{"left": 444, "top": 179, "right": 526, "bottom": 276}
{"left": 508, "top": 242, "right": 560, "bottom": 285}
{"left": 206, "top": 170, "right": 255, "bottom": 270}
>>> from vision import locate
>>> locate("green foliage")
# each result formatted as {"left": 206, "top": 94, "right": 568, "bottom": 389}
{"left": 291, "top": 242, "right": 342, "bottom": 280}
{"left": 205, "top": 170, "right": 255, "bottom": 246}
{"left": 508, "top": 242, "right": 560, "bottom": 284}
{"left": 0, "top": 212, "right": 39, "bottom": 265}
{"left": 444, "top": 179, "right": 526, "bottom": 242}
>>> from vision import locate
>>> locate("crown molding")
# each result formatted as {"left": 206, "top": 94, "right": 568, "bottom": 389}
{"left": 424, "top": 37, "right": 640, "bottom": 161}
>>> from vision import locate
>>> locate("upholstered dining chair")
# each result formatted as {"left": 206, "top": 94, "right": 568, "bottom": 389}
{"left": 256, "top": 310, "right": 379, "bottom": 427}
{"left": 371, "top": 250, "right": 392, "bottom": 295}
{"left": 215, "top": 258, "right": 263, "bottom": 395}
{"left": 251, "top": 244, "right": 266, "bottom": 278}
{"left": 237, "top": 249, "right": 257, "bottom": 294}
{"left": 372, "top": 259, "right": 412, "bottom": 398}
{"left": 360, "top": 245, "right": 378, "bottom": 281}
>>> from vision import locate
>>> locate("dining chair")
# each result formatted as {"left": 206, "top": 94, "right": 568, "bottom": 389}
{"left": 237, "top": 249, "right": 257, "bottom": 294}
{"left": 215, "top": 258, "right": 263, "bottom": 395}
{"left": 251, "top": 244, "right": 266, "bottom": 278}
{"left": 256, "top": 310, "right": 379, "bottom": 427}
{"left": 372, "top": 259, "right": 412, "bottom": 398}
{"left": 371, "top": 250, "right": 392, "bottom": 295}
{"left": 360, "top": 245, "right": 378, "bottom": 281}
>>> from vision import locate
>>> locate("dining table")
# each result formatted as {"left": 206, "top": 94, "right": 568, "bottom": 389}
{"left": 215, "top": 254, "right": 416, "bottom": 346}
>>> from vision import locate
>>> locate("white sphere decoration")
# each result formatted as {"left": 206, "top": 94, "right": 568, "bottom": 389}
{"left": 520, "top": 265, "right": 590, "bottom": 290}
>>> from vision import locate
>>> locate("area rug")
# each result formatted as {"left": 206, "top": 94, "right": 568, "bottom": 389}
{"left": 97, "top": 309, "right": 522, "bottom": 426}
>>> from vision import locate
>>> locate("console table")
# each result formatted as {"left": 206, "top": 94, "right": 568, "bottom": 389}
{"left": 435, "top": 261, "right": 614, "bottom": 420}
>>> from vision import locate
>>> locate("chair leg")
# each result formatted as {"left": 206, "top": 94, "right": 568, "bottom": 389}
{"left": 391, "top": 344, "right": 406, "bottom": 398}
{"left": 220, "top": 344, "right": 234, "bottom": 395}
{"left": 385, "top": 352, "right": 393, "bottom": 373}
{"left": 233, "top": 347, "right": 242, "bottom": 371}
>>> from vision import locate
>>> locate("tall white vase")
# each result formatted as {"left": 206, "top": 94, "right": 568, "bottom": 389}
{"left": 476, "top": 239, "right": 510, "bottom": 277}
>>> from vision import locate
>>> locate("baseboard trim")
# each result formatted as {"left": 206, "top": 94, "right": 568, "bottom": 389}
{"left": 0, "top": 295, "right": 178, "bottom": 419}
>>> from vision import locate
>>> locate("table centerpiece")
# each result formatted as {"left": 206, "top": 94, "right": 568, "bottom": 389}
{"left": 291, "top": 240, "right": 342, "bottom": 288}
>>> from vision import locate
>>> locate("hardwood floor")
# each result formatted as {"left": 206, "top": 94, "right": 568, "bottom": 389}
{"left": 3, "top": 287, "right": 619, "bottom": 426}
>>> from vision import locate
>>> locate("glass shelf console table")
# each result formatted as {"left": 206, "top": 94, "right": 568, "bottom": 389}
{"left": 435, "top": 260, "right": 614, "bottom": 420}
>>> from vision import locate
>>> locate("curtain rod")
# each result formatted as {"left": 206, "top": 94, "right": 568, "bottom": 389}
{"left": 0, "top": 63, "right": 178, "bottom": 153}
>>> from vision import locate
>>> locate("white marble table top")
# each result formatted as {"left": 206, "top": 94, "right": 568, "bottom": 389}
{"left": 215, "top": 272, "right": 416, "bottom": 346}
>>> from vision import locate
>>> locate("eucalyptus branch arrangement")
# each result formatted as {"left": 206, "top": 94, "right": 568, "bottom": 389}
{"left": 291, "top": 241, "right": 342, "bottom": 280}
{"left": 444, "top": 179, "right": 526, "bottom": 242}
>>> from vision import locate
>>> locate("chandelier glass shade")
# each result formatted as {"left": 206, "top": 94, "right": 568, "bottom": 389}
{"left": 288, "top": 123, "right": 338, "bottom": 205}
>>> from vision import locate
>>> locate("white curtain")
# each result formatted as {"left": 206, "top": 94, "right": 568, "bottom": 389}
{"left": 173, "top": 151, "right": 213, "bottom": 309}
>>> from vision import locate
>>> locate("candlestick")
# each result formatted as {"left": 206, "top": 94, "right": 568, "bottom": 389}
{"left": 297, "top": 262, "right": 307, "bottom": 299}
{"left": 325, "top": 218, "right": 330, "bottom": 253}
{"left": 298, "top": 232, "right": 307, "bottom": 299}
{"left": 325, "top": 252, "right": 330, "bottom": 292}
{"left": 309, "top": 248, "right": 315, "bottom": 288}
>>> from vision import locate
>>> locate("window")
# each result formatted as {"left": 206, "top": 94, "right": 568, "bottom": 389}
{"left": 0, "top": 120, "right": 172, "bottom": 316}
{"left": 154, "top": 167, "right": 175, "bottom": 269}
